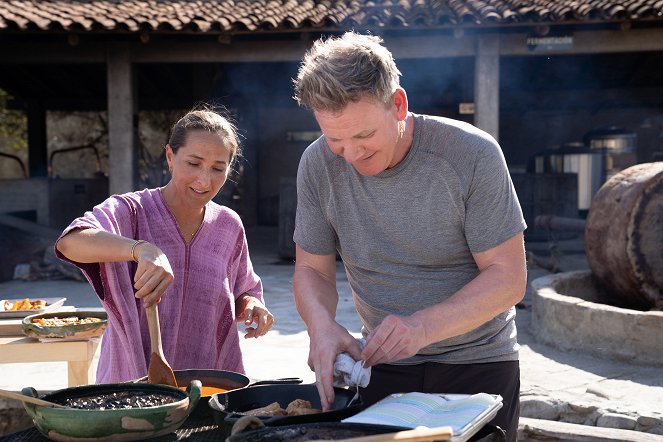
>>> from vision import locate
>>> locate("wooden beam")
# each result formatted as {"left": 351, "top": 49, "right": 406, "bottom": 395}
{"left": 131, "top": 40, "right": 313, "bottom": 63}
{"left": 2, "top": 27, "right": 663, "bottom": 64}
{"left": 107, "top": 47, "right": 137, "bottom": 195}
{"left": 474, "top": 35, "right": 500, "bottom": 140}
{"left": 500, "top": 28, "right": 663, "bottom": 56}
{"left": 383, "top": 34, "right": 475, "bottom": 59}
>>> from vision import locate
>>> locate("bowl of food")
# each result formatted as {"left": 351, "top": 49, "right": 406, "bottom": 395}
{"left": 21, "top": 381, "right": 201, "bottom": 442}
{"left": 22, "top": 310, "right": 108, "bottom": 341}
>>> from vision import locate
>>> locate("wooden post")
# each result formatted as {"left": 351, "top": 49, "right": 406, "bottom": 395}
{"left": 67, "top": 339, "right": 101, "bottom": 387}
{"left": 107, "top": 47, "right": 137, "bottom": 195}
{"left": 474, "top": 35, "right": 500, "bottom": 141}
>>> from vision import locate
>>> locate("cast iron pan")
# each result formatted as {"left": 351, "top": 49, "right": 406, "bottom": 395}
{"left": 208, "top": 383, "right": 363, "bottom": 435}
{"left": 133, "top": 369, "right": 302, "bottom": 416}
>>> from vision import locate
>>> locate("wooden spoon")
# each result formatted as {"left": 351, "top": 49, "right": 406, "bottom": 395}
{"left": 145, "top": 304, "right": 178, "bottom": 387}
{"left": 0, "top": 388, "right": 67, "bottom": 409}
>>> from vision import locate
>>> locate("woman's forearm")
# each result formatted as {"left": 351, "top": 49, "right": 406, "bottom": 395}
{"left": 56, "top": 229, "right": 138, "bottom": 264}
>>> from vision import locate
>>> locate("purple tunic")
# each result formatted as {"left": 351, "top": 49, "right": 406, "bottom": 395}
{"left": 55, "top": 188, "right": 263, "bottom": 383}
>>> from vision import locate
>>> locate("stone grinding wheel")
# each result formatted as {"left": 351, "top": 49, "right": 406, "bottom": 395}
{"left": 584, "top": 162, "right": 663, "bottom": 310}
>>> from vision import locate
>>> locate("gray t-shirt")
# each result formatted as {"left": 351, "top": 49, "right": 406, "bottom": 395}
{"left": 294, "top": 113, "right": 526, "bottom": 364}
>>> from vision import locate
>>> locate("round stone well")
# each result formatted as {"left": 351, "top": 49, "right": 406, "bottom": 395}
{"left": 530, "top": 270, "right": 663, "bottom": 366}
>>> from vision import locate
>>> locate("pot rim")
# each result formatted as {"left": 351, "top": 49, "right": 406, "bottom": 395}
{"left": 22, "top": 380, "right": 201, "bottom": 413}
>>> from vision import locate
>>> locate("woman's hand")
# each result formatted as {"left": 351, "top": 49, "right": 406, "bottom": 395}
{"left": 132, "top": 242, "right": 174, "bottom": 308}
{"left": 235, "top": 294, "right": 274, "bottom": 338}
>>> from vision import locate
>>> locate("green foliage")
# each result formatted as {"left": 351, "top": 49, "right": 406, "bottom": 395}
{"left": 0, "top": 89, "right": 27, "bottom": 153}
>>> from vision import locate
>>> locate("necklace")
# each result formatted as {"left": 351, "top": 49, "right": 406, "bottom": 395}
{"left": 183, "top": 207, "right": 205, "bottom": 241}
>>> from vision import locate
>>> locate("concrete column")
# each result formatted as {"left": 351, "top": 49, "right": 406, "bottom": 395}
{"left": 474, "top": 35, "right": 500, "bottom": 141}
{"left": 107, "top": 47, "right": 137, "bottom": 195}
{"left": 27, "top": 101, "right": 47, "bottom": 177}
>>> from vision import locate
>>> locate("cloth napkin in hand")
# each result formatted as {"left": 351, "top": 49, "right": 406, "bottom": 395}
{"left": 333, "top": 338, "right": 371, "bottom": 388}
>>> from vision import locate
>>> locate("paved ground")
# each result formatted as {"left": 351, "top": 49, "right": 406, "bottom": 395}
{"left": 1, "top": 227, "right": 661, "bottom": 426}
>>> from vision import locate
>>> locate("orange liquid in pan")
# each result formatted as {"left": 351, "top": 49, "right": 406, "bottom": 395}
{"left": 179, "top": 385, "right": 229, "bottom": 396}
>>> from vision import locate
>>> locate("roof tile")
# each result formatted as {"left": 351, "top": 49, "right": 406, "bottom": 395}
{"left": 0, "top": 0, "right": 661, "bottom": 34}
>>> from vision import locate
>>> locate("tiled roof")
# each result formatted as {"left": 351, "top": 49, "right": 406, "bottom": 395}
{"left": 0, "top": 0, "right": 661, "bottom": 33}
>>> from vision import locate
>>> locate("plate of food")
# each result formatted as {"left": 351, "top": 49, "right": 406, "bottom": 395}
{"left": 0, "top": 297, "right": 66, "bottom": 319}
{"left": 22, "top": 310, "right": 108, "bottom": 341}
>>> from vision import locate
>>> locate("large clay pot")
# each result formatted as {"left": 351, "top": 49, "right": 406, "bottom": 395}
{"left": 584, "top": 162, "right": 663, "bottom": 310}
{"left": 21, "top": 381, "right": 201, "bottom": 442}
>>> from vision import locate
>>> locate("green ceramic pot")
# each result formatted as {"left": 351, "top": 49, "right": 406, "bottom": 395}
{"left": 21, "top": 380, "right": 201, "bottom": 442}
{"left": 22, "top": 310, "right": 108, "bottom": 340}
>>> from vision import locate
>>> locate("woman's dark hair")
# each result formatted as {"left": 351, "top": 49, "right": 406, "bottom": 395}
{"left": 168, "top": 107, "right": 241, "bottom": 166}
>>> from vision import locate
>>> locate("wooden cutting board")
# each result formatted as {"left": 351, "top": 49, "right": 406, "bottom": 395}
{"left": 335, "top": 426, "right": 453, "bottom": 442}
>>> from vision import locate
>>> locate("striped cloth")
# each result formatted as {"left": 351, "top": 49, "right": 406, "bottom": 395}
{"left": 342, "top": 392, "right": 500, "bottom": 435}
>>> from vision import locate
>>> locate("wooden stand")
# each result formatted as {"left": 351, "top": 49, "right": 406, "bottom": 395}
{"left": 0, "top": 335, "right": 100, "bottom": 387}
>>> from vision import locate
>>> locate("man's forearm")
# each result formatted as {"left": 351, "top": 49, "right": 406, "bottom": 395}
{"left": 412, "top": 262, "right": 526, "bottom": 345}
{"left": 293, "top": 265, "right": 339, "bottom": 334}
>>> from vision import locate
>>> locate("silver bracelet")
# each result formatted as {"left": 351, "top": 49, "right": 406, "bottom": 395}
{"left": 130, "top": 240, "right": 148, "bottom": 263}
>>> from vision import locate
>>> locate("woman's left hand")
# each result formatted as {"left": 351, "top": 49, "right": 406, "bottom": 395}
{"left": 235, "top": 294, "right": 274, "bottom": 338}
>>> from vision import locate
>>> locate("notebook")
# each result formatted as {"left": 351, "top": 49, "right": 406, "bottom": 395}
{"left": 342, "top": 392, "right": 502, "bottom": 439}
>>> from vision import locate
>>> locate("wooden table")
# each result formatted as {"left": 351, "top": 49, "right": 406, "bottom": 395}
{"left": 0, "top": 335, "right": 100, "bottom": 387}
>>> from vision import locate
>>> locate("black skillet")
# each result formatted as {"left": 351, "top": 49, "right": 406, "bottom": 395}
{"left": 208, "top": 382, "right": 363, "bottom": 435}
{"left": 133, "top": 369, "right": 302, "bottom": 416}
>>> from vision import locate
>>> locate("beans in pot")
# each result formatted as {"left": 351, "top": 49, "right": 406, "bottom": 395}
{"left": 53, "top": 391, "right": 180, "bottom": 410}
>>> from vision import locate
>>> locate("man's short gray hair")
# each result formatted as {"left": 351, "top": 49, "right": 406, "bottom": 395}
{"left": 293, "top": 32, "right": 401, "bottom": 113}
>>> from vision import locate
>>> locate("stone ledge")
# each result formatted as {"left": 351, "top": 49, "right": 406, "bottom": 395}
{"left": 518, "top": 417, "right": 663, "bottom": 441}
{"left": 530, "top": 270, "right": 663, "bottom": 366}
{"left": 521, "top": 395, "right": 663, "bottom": 435}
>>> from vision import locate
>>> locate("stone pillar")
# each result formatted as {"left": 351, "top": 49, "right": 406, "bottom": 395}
{"left": 107, "top": 47, "right": 137, "bottom": 195}
{"left": 474, "top": 35, "right": 500, "bottom": 141}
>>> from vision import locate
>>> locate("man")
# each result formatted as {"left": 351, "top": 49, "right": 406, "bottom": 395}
{"left": 292, "top": 32, "right": 527, "bottom": 441}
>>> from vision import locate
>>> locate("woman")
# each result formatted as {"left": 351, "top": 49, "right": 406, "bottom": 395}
{"left": 56, "top": 108, "right": 274, "bottom": 383}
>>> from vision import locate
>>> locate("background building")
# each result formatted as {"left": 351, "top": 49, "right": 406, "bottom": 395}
{"left": 0, "top": 0, "right": 662, "bottom": 264}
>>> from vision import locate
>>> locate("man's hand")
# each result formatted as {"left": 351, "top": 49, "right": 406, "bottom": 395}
{"left": 361, "top": 314, "right": 428, "bottom": 367}
{"left": 308, "top": 322, "right": 362, "bottom": 411}
{"left": 235, "top": 294, "right": 275, "bottom": 338}
{"left": 133, "top": 242, "right": 174, "bottom": 308}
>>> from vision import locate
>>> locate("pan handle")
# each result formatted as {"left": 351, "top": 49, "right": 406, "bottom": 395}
{"left": 249, "top": 377, "right": 303, "bottom": 386}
